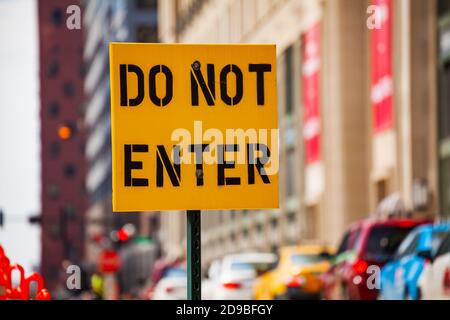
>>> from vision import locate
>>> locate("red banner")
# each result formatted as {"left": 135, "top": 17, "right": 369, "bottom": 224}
{"left": 371, "top": 0, "right": 393, "bottom": 133}
{"left": 303, "top": 22, "right": 321, "bottom": 164}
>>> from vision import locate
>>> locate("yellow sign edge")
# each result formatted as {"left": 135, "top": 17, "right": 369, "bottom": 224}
{"left": 108, "top": 42, "right": 279, "bottom": 212}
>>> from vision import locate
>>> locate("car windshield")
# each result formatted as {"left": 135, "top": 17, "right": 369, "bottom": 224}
{"left": 162, "top": 267, "right": 187, "bottom": 278}
{"left": 363, "top": 226, "right": 414, "bottom": 262}
{"left": 230, "top": 261, "right": 275, "bottom": 274}
{"left": 436, "top": 232, "right": 450, "bottom": 257}
{"left": 291, "top": 254, "right": 327, "bottom": 266}
{"left": 336, "top": 231, "right": 350, "bottom": 255}
{"left": 430, "top": 231, "right": 450, "bottom": 254}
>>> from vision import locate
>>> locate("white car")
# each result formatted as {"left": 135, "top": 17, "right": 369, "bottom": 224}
{"left": 152, "top": 268, "right": 187, "bottom": 300}
{"left": 202, "top": 259, "right": 222, "bottom": 300}
{"left": 418, "top": 232, "right": 450, "bottom": 299}
{"left": 208, "top": 252, "right": 277, "bottom": 300}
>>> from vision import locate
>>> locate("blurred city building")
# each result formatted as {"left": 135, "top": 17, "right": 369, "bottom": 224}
{"left": 158, "top": 0, "right": 443, "bottom": 266}
{"left": 82, "top": 0, "right": 160, "bottom": 296}
{"left": 38, "top": 0, "right": 87, "bottom": 291}
{"left": 438, "top": 1, "right": 450, "bottom": 219}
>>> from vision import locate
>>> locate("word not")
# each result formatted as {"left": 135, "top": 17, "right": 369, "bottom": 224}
{"left": 119, "top": 62, "right": 272, "bottom": 107}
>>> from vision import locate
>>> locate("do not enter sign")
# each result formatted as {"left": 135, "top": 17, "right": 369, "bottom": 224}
{"left": 109, "top": 43, "right": 279, "bottom": 211}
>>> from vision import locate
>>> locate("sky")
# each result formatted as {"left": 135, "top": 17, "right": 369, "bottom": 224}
{"left": 0, "top": 0, "right": 40, "bottom": 272}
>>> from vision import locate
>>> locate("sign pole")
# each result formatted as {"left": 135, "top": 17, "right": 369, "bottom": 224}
{"left": 187, "top": 210, "right": 201, "bottom": 300}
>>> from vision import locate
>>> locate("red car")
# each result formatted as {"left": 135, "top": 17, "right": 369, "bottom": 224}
{"left": 321, "top": 217, "right": 430, "bottom": 300}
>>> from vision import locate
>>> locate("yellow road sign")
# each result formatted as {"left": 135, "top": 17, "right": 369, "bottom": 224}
{"left": 110, "top": 43, "right": 278, "bottom": 211}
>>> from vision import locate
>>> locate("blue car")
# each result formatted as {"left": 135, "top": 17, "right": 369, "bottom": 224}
{"left": 379, "top": 222, "right": 450, "bottom": 300}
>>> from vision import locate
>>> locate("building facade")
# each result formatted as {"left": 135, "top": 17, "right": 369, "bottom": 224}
{"left": 38, "top": 0, "right": 87, "bottom": 291}
{"left": 437, "top": 0, "right": 450, "bottom": 219}
{"left": 158, "top": 0, "right": 441, "bottom": 267}
{"left": 82, "top": 0, "right": 159, "bottom": 271}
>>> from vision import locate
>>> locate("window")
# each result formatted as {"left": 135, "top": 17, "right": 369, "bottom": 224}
{"left": 63, "top": 81, "right": 76, "bottom": 97}
{"left": 136, "top": 0, "right": 157, "bottom": 9}
{"left": 288, "top": 212, "right": 296, "bottom": 223}
{"left": 51, "top": 8, "right": 63, "bottom": 27}
{"left": 49, "top": 224, "right": 60, "bottom": 239}
{"left": 376, "top": 179, "right": 387, "bottom": 203}
{"left": 162, "top": 267, "right": 186, "bottom": 278}
{"left": 286, "top": 148, "right": 296, "bottom": 197}
{"left": 256, "top": 223, "right": 263, "bottom": 234}
{"left": 79, "top": 63, "right": 87, "bottom": 78}
{"left": 64, "top": 163, "right": 77, "bottom": 178}
{"left": 80, "top": 182, "right": 87, "bottom": 195}
{"left": 439, "top": 0, "right": 450, "bottom": 17}
{"left": 47, "top": 184, "right": 60, "bottom": 199}
{"left": 136, "top": 26, "right": 158, "bottom": 43}
{"left": 49, "top": 141, "right": 61, "bottom": 158}
{"left": 350, "top": 227, "right": 362, "bottom": 251}
{"left": 79, "top": 142, "right": 85, "bottom": 154}
{"left": 431, "top": 231, "right": 450, "bottom": 254}
{"left": 230, "top": 261, "right": 274, "bottom": 274}
{"left": 52, "top": 45, "right": 60, "bottom": 54}
{"left": 48, "top": 102, "right": 60, "bottom": 118}
{"left": 46, "top": 61, "right": 59, "bottom": 77}
{"left": 230, "top": 262, "right": 253, "bottom": 271}
{"left": 436, "top": 233, "right": 450, "bottom": 257}
{"left": 149, "top": 216, "right": 159, "bottom": 232}
{"left": 291, "top": 254, "right": 327, "bottom": 266}
{"left": 303, "top": 205, "right": 318, "bottom": 239}
{"left": 363, "top": 226, "right": 416, "bottom": 263}
{"left": 62, "top": 203, "right": 76, "bottom": 219}
{"left": 395, "top": 231, "right": 420, "bottom": 259}
{"left": 337, "top": 231, "right": 351, "bottom": 255}
{"left": 270, "top": 218, "right": 278, "bottom": 229}
{"left": 284, "top": 46, "right": 294, "bottom": 116}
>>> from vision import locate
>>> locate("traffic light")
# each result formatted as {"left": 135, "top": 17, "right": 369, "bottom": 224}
{"left": 111, "top": 224, "right": 136, "bottom": 248}
{"left": 116, "top": 227, "right": 130, "bottom": 242}
{"left": 28, "top": 215, "right": 42, "bottom": 224}
{"left": 0, "top": 210, "right": 3, "bottom": 228}
{"left": 57, "top": 122, "right": 76, "bottom": 141}
{"left": 58, "top": 125, "right": 73, "bottom": 140}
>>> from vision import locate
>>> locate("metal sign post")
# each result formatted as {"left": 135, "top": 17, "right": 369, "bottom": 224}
{"left": 187, "top": 210, "right": 201, "bottom": 300}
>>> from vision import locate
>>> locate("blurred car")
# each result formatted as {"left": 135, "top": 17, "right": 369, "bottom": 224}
{"left": 202, "top": 259, "right": 222, "bottom": 300}
{"left": 253, "top": 245, "right": 333, "bottom": 300}
{"left": 380, "top": 223, "right": 450, "bottom": 300}
{"left": 321, "top": 217, "right": 429, "bottom": 300}
{"left": 152, "top": 267, "right": 187, "bottom": 300}
{"left": 418, "top": 231, "right": 450, "bottom": 299}
{"left": 208, "top": 252, "right": 277, "bottom": 300}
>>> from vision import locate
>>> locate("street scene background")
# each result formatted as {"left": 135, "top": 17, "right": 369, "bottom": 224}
{"left": 1, "top": 0, "right": 450, "bottom": 300}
